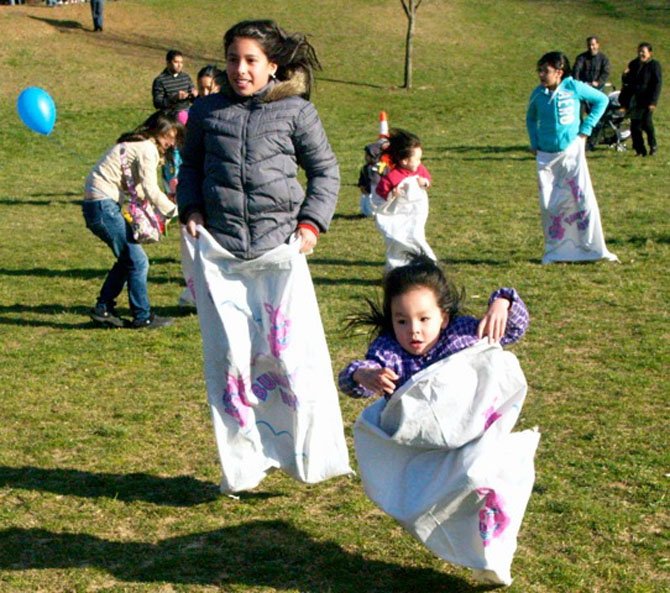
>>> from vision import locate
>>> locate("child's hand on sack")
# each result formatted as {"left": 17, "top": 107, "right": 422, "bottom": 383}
{"left": 186, "top": 212, "right": 204, "bottom": 238}
{"left": 477, "top": 297, "right": 510, "bottom": 343}
{"left": 418, "top": 176, "right": 430, "bottom": 189}
{"left": 353, "top": 367, "right": 399, "bottom": 396}
{"left": 297, "top": 226, "right": 318, "bottom": 254}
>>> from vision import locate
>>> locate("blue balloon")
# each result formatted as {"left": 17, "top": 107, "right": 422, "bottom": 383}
{"left": 17, "top": 87, "right": 57, "bottom": 136}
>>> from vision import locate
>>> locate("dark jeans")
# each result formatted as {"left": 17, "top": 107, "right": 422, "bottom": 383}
{"left": 630, "top": 107, "right": 656, "bottom": 155}
{"left": 91, "top": 0, "right": 104, "bottom": 30}
{"left": 82, "top": 199, "right": 151, "bottom": 322}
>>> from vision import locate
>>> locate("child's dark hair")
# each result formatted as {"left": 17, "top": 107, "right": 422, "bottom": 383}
{"left": 116, "top": 110, "right": 185, "bottom": 146}
{"left": 347, "top": 253, "right": 465, "bottom": 339}
{"left": 197, "top": 64, "right": 221, "bottom": 80}
{"left": 223, "top": 20, "right": 321, "bottom": 99}
{"left": 383, "top": 128, "right": 422, "bottom": 166}
{"left": 165, "top": 49, "right": 183, "bottom": 62}
{"left": 537, "top": 51, "right": 572, "bottom": 80}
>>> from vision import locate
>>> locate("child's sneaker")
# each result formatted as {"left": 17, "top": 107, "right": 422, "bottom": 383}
{"left": 89, "top": 304, "right": 124, "bottom": 328}
{"left": 129, "top": 314, "right": 174, "bottom": 330}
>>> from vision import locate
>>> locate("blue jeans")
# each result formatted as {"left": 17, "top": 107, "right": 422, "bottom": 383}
{"left": 91, "top": 0, "right": 104, "bottom": 30}
{"left": 82, "top": 199, "right": 151, "bottom": 322}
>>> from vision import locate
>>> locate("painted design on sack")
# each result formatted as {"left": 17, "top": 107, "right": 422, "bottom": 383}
{"left": 222, "top": 374, "right": 252, "bottom": 427}
{"left": 548, "top": 215, "right": 565, "bottom": 240}
{"left": 186, "top": 276, "right": 196, "bottom": 299}
{"left": 250, "top": 369, "right": 298, "bottom": 411}
{"left": 476, "top": 488, "right": 510, "bottom": 547}
{"left": 265, "top": 302, "right": 291, "bottom": 358}
{"left": 256, "top": 420, "right": 292, "bottom": 439}
{"left": 567, "top": 177, "right": 585, "bottom": 205}
{"left": 483, "top": 406, "right": 502, "bottom": 431}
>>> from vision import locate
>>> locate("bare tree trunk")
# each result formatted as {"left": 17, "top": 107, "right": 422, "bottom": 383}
{"left": 401, "top": 0, "right": 422, "bottom": 89}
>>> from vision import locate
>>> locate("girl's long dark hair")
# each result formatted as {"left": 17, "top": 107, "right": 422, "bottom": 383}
{"left": 116, "top": 110, "right": 185, "bottom": 145}
{"left": 537, "top": 51, "right": 572, "bottom": 81}
{"left": 383, "top": 128, "right": 423, "bottom": 166}
{"left": 347, "top": 253, "right": 465, "bottom": 340}
{"left": 224, "top": 19, "right": 321, "bottom": 99}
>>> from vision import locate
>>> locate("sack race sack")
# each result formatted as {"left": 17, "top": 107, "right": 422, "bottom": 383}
{"left": 120, "top": 144, "right": 167, "bottom": 244}
{"left": 536, "top": 137, "right": 618, "bottom": 264}
{"left": 178, "top": 225, "right": 197, "bottom": 307}
{"left": 354, "top": 341, "right": 540, "bottom": 585}
{"left": 194, "top": 227, "right": 353, "bottom": 493}
{"left": 372, "top": 175, "right": 437, "bottom": 269}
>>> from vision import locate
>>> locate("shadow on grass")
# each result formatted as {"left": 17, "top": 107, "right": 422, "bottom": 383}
{"left": 430, "top": 145, "right": 534, "bottom": 162}
{"left": 27, "top": 16, "right": 85, "bottom": 31}
{"left": 0, "top": 466, "right": 219, "bottom": 507}
{"left": 0, "top": 193, "right": 82, "bottom": 206}
{"left": 0, "top": 520, "right": 481, "bottom": 592}
{"left": 606, "top": 233, "right": 670, "bottom": 246}
{"left": 0, "top": 303, "right": 193, "bottom": 329}
{"left": 0, "top": 267, "right": 178, "bottom": 285}
{"left": 313, "top": 276, "right": 380, "bottom": 287}
{"left": 309, "top": 257, "right": 381, "bottom": 268}
{"left": 331, "top": 213, "right": 370, "bottom": 221}
{"left": 27, "top": 16, "right": 220, "bottom": 64}
{"left": 318, "top": 76, "right": 388, "bottom": 90}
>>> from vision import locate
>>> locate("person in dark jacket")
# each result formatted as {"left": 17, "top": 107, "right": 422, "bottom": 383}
{"left": 152, "top": 50, "right": 198, "bottom": 114}
{"left": 178, "top": 19, "right": 339, "bottom": 258}
{"left": 573, "top": 36, "right": 611, "bottom": 90}
{"left": 621, "top": 42, "right": 663, "bottom": 156}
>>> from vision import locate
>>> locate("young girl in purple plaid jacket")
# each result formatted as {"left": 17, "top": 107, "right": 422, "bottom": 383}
{"left": 338, "top": 254, "right": 529, "bottom": 399}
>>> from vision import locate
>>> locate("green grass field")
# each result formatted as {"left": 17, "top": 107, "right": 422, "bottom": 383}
{"left": 0, "top": 1, "right": 668, "bottom": 591}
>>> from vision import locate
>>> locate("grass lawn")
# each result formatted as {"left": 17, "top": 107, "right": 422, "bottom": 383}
{"left": 0, "top": 1, "right": 668, "bottom": 591}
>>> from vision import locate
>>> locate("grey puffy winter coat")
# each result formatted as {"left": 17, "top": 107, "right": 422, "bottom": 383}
{"left": 177, "top": 74, "right": 340, "bottom": 259}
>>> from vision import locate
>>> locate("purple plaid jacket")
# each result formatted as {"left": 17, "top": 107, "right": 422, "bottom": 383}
{"left": 338, "top": 288, "right": 529, "bottom": 399}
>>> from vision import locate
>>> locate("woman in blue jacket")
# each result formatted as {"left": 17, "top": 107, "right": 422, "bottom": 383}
{"left": 526, "top": 51, "right": 618, "bottom": 264}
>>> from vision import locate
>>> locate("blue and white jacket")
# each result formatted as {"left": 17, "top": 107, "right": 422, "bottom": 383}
{"left": 526, "top": 76, "right": 608, "bottom": 153}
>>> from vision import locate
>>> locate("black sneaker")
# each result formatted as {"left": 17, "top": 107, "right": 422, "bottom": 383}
{"left": 130, "top": 314, "right": 174, "bottom": 329}
{"left": 649, "top": 146, "right": 657, "bottom": 156}
{"left": 89, "top": 304, "right": 124, "bottom": 328}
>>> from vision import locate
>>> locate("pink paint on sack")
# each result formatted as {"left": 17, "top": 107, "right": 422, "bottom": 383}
{"left": 222, "top": 374, "right": 252, "bottom": 427}
{"left": 476, "top": 488, "right": 510, "bottom": 547}
{"left": 264, "top": 303, "right": 291, "bottom": 358}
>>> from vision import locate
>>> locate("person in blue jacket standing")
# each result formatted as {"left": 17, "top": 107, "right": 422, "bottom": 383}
{"left": 526, "top": 51, "right": 618, "bottom": 264}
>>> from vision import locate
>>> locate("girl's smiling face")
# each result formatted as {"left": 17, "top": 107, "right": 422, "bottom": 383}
{"left": 391, "top": 286, "right": 449, "bottom": 356}
{"left": 226, "top": 37, "right": 278, "bottom": 97}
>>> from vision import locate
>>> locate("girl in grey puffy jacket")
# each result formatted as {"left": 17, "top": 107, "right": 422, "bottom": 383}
{"left": 177, "top": 19, "right": 340, "bottom": 259}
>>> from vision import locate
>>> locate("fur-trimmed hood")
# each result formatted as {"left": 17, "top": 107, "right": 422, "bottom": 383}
{"left": 222, "top": 69, "right": 310, "bottom": 103}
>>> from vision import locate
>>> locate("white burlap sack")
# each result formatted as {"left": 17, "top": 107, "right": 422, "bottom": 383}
{"left": 178, "top": 225, "right": 197, "bottom": 306}
{"left": 373, "top": 176, "right": 437, "bottom": 269}
{"left": 536, "top": 136, "right": 618, "bottom": 264}
{"left": 354, "top": 341, "right": 540, "bottom": 585}
{"left": 194, "top": 227, "right": 352, "bottom": 493}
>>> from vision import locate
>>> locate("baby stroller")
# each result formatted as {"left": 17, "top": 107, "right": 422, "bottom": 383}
{"left": 591, "top": 88, "right": 631, "bottom": 152}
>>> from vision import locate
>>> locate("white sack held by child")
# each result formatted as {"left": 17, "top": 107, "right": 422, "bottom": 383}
{"left": 373, "top": 176, "right": 437, "bottom": 269}
{"left": 178, "top": 225, "right": 197, "bottom": 307}
{"left": 354, "top": 341, "right": 540, "bottom": 586}
{"left": 194, "top": 227, "right": 352, "bottom": 493}
{"left": 536, "top": 137, "right": 618, "bottom": 264}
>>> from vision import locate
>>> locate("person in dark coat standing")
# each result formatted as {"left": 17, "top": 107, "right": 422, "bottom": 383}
{"left": 621, "top": 42, "right": 663, "bottom": 156}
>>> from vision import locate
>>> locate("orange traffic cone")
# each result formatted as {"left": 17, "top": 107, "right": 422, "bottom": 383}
{"left": 379, "top": 111, "right": 389, "bottom": 139}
